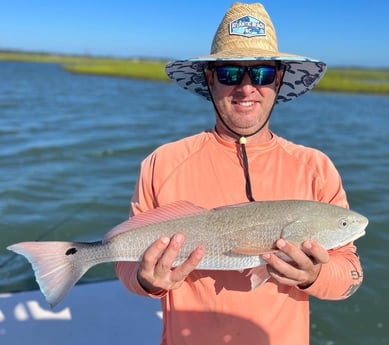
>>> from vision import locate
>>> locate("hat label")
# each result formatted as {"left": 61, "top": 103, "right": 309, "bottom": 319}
{"left": 229, "top": 16, "right": 266, "bottom": 37}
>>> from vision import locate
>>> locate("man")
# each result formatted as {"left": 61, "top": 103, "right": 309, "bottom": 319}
{"left": 116, "top": 3, "right": 363, "bottom": 344}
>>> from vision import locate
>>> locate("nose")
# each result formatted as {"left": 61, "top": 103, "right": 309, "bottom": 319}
{"left": 236, "top": 70, "right": 256, "bottom": 93}
{"left": 241, "top": 70, "right": 252, "bottom": 84}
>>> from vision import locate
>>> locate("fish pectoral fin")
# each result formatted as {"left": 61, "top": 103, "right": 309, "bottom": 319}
{"left": 231, "top": 246, "right": 278, "bottom": 256}
{"left": 281, "top": 220, "right": 304, "bottom": 240}
{"left": 247, "top": 266, "right": 271, "bottom": 289}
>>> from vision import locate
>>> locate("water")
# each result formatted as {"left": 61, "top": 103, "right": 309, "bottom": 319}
{"left": 0, "top": 61, "right": 388, "bottom": 344}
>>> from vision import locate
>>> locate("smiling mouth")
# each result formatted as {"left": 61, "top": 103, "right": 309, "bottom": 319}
{"left": 233, "top": 101, "right": 256, "bottom": 107}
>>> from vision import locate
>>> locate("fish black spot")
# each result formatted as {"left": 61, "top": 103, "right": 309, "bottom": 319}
{"left": 65, "top": 247, "right": 78, "bottom": 256}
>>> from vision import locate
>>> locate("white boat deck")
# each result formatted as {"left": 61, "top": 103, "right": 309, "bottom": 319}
{"left": 0, "top": 280, "right": 162, "bottom": 344}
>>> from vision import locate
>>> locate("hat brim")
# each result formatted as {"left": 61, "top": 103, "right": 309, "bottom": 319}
{"left": 165, "top": 54, "right": 326, "bottom": 103}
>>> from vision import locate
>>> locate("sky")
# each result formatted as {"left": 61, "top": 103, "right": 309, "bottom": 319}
{"left": 0, "top": 0, "right": 388, "bottom": 67}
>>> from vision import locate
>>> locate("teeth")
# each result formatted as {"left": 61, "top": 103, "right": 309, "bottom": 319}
{"left": 237, "top": 101, "right": 254, "bottom": 107}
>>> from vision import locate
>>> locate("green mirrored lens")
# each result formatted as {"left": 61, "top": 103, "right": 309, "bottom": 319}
{"left": 215, "top": 65, "right": 277, "bottom": 86}
{"left": 250, "top": 66, "right": 276, "bottom": 85}
{"left": 216, "top": 66, "right": 245, "bottom": 85}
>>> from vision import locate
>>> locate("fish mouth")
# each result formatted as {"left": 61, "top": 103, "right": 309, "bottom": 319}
{"left": 349, "top": 228, "right": 366, "bottom": 242}
{"left": 334, "top": 228, "right": 366, "bottom": 249}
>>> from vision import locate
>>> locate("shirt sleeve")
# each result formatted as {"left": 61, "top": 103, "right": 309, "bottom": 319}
{"left": 302, "top": 153, "right": 364, "bottom": 299}
{"left": 115, "top": 153, "right": 168, "bottom": 298}
{"left": 299, "top": 242, "right": 363, "bottom": 300}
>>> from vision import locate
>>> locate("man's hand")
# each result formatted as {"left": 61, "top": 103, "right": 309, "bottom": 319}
{"left": 137, "top": 233, "right": 205, "bottom": 294}
{"left": 262, "top": 239, "right": 330, "bottom": 288}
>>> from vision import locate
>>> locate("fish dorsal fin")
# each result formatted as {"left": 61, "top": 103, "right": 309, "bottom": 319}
{"left": 213, "top": 201, "right": 253, "bottom": 211}
{"left": 104, "top": 201, "right": 208, "bottom": 242}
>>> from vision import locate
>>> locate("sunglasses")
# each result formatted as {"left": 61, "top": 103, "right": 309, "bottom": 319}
{"left": 212, "top": 64, "right": 278, "bottom": 86}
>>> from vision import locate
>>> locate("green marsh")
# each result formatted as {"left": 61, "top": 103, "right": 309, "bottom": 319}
{"left": 1, "top": 51, "right": 388, "bottom": 95}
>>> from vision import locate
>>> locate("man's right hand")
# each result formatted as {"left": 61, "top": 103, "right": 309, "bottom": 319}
{"left": 137, "top": 233, "right": 205, "bottom": 294}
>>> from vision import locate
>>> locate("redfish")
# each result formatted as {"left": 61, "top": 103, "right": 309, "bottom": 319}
{"left": 7, "top": 200, "right": 367, "bottom": 307}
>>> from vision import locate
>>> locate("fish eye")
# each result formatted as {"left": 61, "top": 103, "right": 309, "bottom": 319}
{"left": 338, "top": 218, "right": 349, "bottom": 228}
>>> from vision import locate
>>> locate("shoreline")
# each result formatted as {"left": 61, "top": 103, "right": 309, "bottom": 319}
{"left": 1, "top": 51, "right": 388, "bottom": 95}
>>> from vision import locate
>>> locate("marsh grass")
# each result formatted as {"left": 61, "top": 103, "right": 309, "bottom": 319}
{"left": 0, "top": 51, "right": 95, "bottom": 64}
{"left": 64, "top": 60, "right": 170, "bottom": 81}
{"left": 316, "top": 68, "right": 389, "bottom": 94}
{"left": 1, "top": 51, "right": 388, "bottom": 94}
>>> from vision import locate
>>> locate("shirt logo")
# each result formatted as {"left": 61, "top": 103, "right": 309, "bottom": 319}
{"left": 229, "top": 15, "right": 266, "bottom": 37}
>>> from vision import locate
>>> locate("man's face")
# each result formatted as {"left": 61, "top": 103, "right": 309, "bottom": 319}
{"left": 205, "top": 62, "right": 283, "bottom": 138}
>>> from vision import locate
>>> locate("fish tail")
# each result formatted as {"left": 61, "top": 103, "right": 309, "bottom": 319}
{"left": 7, "top": 241, "right": 92, "bottom": 308}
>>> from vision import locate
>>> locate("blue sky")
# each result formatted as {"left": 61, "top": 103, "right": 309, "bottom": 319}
{"left": 1, "top": 0, "right": 388, "bottom": 67}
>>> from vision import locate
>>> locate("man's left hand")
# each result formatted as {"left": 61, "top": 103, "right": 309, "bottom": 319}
{"left": 262, "top": 239, "right": 330, "bottom": 288}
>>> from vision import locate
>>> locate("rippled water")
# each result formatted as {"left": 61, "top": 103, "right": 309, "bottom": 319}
{"left": 0, "top": 61, "right": 388, "bottom": 344}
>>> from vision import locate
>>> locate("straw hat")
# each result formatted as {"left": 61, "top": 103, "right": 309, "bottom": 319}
{"left": 165, "top": 2, "right": 326, "bottom": 103}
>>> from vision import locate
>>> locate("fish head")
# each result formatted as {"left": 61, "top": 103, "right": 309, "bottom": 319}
{"left": 282, "top": 204, "right": 368, "bottom": 249}
{"left": 312, "top": 211, "right": 368, "bottom": 249}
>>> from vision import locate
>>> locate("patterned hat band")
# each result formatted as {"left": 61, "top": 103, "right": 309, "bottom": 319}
{"left": 165, "top": 2, "right": 326, "bottom": 103}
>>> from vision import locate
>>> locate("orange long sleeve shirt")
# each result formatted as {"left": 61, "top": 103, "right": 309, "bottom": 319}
{"left": 116, "top": 130, "right": 363, "bottom": 345}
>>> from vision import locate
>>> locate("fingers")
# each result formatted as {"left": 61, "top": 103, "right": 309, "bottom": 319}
{"left": 155, "top": 233, "right": 186, "bottom": 275}
{"left": 137, "top": 233, "right": 204, "bottom": 293}
{"left": 171, "top": 246, "right": 205, "bottom": 280}
{"left": 137, "top": 236, "right": 171, "bottom": 294}
{"left": 141, "top": 236, "right": 171, "bottom": 273}
{"left": 301, "top": 240, "right": 330, "bottom": 264}
{"left": 262, "top": 239, "right": 329, "bottom": 287}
